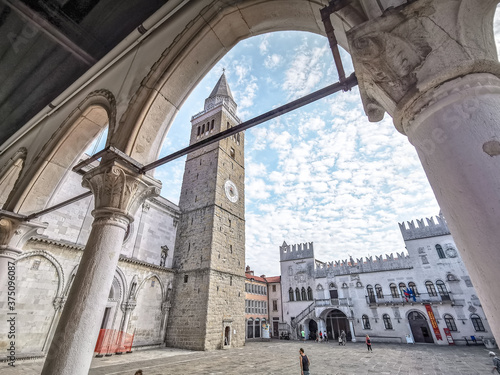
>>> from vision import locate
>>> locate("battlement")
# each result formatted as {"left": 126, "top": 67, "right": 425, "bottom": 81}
{"left": 315, "top": 251, "right": 411, "bottom": 277}
{"left": 280, "top": 241, "right": 314, "bottom": 261}
{"left": 399, "top": 213, "right": 450, "bottom": 241}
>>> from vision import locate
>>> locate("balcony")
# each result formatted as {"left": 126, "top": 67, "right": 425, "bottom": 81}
{"left": 315, "top": 298, "right": 353, "bottom": 307}
{"left": 365, "top": 292, "right": 454, "bottom": 307}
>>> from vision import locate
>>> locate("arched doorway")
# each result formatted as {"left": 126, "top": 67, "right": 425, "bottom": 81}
{"left": 326, "top": 309, "right": 350, "bottom": 341}
{"left": 308, "top": 319, "right": 318, "bottom": 340}
{"left": 408, "top": 311, "right": 434, "bottom": 343}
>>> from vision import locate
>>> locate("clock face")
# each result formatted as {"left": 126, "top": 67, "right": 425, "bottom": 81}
{"left": 224, "top": 180, "right": 239, "bottom": 203}
{"left": 445, "top": 247, "right": 457, "bottom": 258}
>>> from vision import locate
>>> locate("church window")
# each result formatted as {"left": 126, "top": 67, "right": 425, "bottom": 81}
{"left": 211, "top": 119, "right": 214, "bottom": 130}
{"left": 436, "top": 244, "right": 446, "bottom": 259}
{"left": 375, "top": 284, "right": 383, "bottom": 299}
{"left": 307, "top": 287, "right": 313, "bottom": 300}
{"left": 444, "top": 314, "right": 457, "bottom": 331}
{"left": 425, "top": 281, "right": 437, "bottom": 296}
{"left": 289, "top": 288, "right": 294, "bottom": 301}
{"left": 362, "top": 315, "right": 371, "bottom": 329}
{"left": 184, "top": 275, "right": 188, "bottom": 283}
{"left": 230, "top": 147, "right": 235, "bottom": 159}
{"left": 390, "top": 283, "right": 398, "bottom": 298}
{"left": 383, "top": 314, "right": 393, "bottom": 330}
{"left": 202, "top": 124, "right": 205, "bottom": 133}
{"left": 408, "top": 282, "right": 418, "bottom": 296}
{"left": 295, "top": 288, "right": 301, "bottom": 301}
{"left": 471, "top": 314, "right": 485, "bottom": 331}
{"left": 197, "top": 126, "right": 200, "bottom": 136}
{"left": 301, "top": 287, "right": 307, "bottom": 301}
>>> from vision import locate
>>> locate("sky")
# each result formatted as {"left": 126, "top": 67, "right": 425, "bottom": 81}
{"left": 89, "top": 7, "right": 500, "bottom": 278}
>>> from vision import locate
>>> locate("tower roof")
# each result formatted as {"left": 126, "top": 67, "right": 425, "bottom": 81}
{"left": 208, "top": 72, "right": 234, "bottom": 100}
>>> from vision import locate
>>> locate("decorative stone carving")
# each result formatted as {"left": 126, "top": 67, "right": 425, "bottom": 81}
{"left": 53, "top": 297, "right": 67, "bottom": 311}
{"left": 347, "top": 0, "right": 500, "bottom": 132}
{"left": 120, "top": 301, "right": 137, "bottom": 313}
{"left": 82, "top": 159, "right": 161, "bottom": 221}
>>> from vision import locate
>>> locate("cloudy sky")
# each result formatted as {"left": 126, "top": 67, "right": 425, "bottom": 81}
{"left": 145, "top": 8, "right": 500, "bottom": 277}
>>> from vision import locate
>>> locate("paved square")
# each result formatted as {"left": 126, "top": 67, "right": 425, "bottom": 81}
{"left": 2, "top": 340, "right": 495, "bottom": 374}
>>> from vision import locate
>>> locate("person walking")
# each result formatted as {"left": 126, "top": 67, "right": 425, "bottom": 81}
{"left": 323, "top": 331, "right": 328, "bottom": 342}
{"left": 366, "top": 334, "right": 372, "bottom": 352}
{"left": 319, "top": 331, "right": 323, "bottom": 343}
{"left": 301, "top": 329, "right": 305, "bottom": 341}
{"left": 340, "top": 330, "right": 346, "bottom": 346}
{"left": 299, "top": 348, "right": 311, "bottom": 375}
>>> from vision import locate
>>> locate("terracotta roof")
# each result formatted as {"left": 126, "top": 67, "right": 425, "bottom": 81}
{"left": 265, "top": 276, "right": 281, "bottom": 283}
{"left": 245, "top": 273, "right": 266, "bottom": 282}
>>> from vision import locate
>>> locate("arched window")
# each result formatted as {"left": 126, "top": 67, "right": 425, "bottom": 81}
{"left": 301, "top": 287, "right": 307, "bottom": 301}
{"left": 211, "top": 119, "right": 214, "bottom": 130}
{"left": 342, "top": 282, "right": 348, "bottom": 289}
{"left": 383, "top": 314, "right": 393, "bottom": 330}
{"left": 436, "top": 244, "right": 446, "bottom": 259}
{"left": 356, "top": 281, "right": 362, "bottom": 288}
{"left": 197, "top": 126, "right": 200, "bottom": 136}
{"left": 471, "top": 314, "right": 485, "bottom": 331}
{"left": 366, "top": 285, "right": 375, "bottom": 303}
{"left": 408, "top": 282, "right": 419, "bottom": 296}
{"left": 390, "top": 283, "right": 398, "bottom": 298}
{"left": 425, "top": 281, "right": 437, "bottom": 296}
{"left": 362, "top": 315, "right": 371, "bottom": 329}
{"left": 375, "top": 284, "right": 384, "bottom": 299}
{"left": 398, "top": 282, "right": 406, "bottom": 297}
{"left": 202, "top": 123, "right": 205, "bottom": 133}
{"left": 237, "top": 133, "right": 240, "bottom": 143}
{"left": 295, "top": 288, "right": 301, "bottom": 301}
{"left": 329, "top": 283, "right": 338, "bottom": 299}
{"left": 307, "top": 287, "right": 313, "bottom": 301}
{"left": 436, "top": 280, "right": 450, "bottom": 300}
{"left": 444, "top": 314, "right": 457, "bottom": 331}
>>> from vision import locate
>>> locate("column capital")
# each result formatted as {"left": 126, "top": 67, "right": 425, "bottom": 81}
{"left": 82, "top": 158, "right": 161, "bottom": 222}
{"left": 121, "top": 301, "right": 137, "bottom": 313}
{"left": 347, "top": 0, "right": 500, "bottom": 133}
{"left": 0, "top": 216, "right": 46, "bottom": 257}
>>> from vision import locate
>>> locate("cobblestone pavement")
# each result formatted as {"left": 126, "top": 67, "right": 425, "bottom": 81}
{"left": 2, "top": 340, "right": 496, "bottom": 374}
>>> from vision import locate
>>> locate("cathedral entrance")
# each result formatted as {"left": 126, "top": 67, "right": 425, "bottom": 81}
{"left": 326, "top": 310, "right": 350, "bottom": 341}
{"left": 408, "top": 311, "right": 434, "bottom": 343}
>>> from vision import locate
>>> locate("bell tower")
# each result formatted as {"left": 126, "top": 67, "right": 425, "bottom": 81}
{"left": 166, "top": 73, "right": 245, "bottom": 350}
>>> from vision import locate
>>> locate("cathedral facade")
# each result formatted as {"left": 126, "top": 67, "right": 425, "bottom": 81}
{"left": 0, "top": 73, "right": 245, "bottom": 358}
{"left": 279, "top": 214, "right": 495, "bottom": 346}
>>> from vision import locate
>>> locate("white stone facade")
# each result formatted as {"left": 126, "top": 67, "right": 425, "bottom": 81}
{"left": 280, "top": 215, "right": 493, "bottom": 346}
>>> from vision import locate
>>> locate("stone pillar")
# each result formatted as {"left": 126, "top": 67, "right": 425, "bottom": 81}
{"left": 348, "top": 320, "right": 356, "bottom": 342}
{"left": 347, "top": 0, "right": 500, "bottom": 342}
{"left": 41, "top": 159, "right": 160, "bottom": 375}
{"left": 161, "top": 300, "right": 171, "bottom": 343}
{"left": 116, "top": 300, "right": 136, "bottom": 354}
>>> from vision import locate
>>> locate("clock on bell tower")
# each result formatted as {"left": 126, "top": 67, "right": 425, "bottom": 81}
{"left": 166, "top": 73, "right": 245, "bottom": 350}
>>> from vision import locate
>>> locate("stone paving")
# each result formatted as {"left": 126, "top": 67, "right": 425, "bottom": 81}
{"left": 1, "top": 340, "right": 496, "bottom": 374}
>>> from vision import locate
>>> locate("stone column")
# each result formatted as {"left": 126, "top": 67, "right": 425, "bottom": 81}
{"left": 161, "top": 300, "right": 171, "bottom": 343}
{"left": 116, "top": 300, "right": 136, "bottom": 354}
{"left": 41, "top": 159, "right": 160, "bottom": 375}
{"left": 347, "top": 0, "right": 500, "bottom": 342}
{"left": 348, "top": 320, "right": 356, "bottom": 342}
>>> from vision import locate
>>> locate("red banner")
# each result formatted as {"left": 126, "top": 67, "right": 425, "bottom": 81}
{"left": 424, "top": 304, "right": 442, "bottom": 340}
{"left": 443, "top": 328, "right": 455, "bottom": 345}
{"left": 94, "top": 329, "right": 135, "bottom": 355}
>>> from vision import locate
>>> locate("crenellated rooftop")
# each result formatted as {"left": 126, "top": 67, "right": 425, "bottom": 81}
{"left": 399, "top": 213, "right": 450, "bottom": 241}
{"left": 280, "top": 241, "right": 314, "bottom": 261}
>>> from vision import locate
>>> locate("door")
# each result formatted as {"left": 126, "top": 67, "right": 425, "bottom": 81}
{"left": 408, "top": 311, "right": 434, "bottom": 343}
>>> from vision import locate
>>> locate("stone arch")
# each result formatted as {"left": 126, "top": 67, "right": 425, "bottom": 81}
{"left": 114, "top": 0, "right": 352, "bottom": 165}
{"left": 5, "top": 89, "right": 116, "bottom": 214}
{"left": 114, "top": 266, "right": 128, "bottom": 304}
{"left": 16, "top": 250, "right": 65, "bottom": 298}
{"left": 129, "top": 273, "right": 164, "bottom": 345}
{"left": 0, "top": 147, "right": 27, "bottom": 208}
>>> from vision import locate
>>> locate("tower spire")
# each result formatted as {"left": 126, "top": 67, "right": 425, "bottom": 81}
{"left": 204, "top": 72, "right": 237, "bottom": 113}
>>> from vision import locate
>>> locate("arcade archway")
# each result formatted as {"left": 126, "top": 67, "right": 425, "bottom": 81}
{"left": 326, "top": 309, "right": 350, "bottom": 341}
{"left": 408, "top": 311, "right": 434, "bottom": 344}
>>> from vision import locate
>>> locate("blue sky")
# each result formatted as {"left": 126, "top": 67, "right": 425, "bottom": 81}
{"left": 89, "top": 8, "right": 500, "bottom": 277}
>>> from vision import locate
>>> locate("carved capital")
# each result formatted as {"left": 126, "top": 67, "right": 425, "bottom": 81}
{"left": 53, "top": 297, "right": 66, "bottom": 311}
{"left": 82, "top": 159, "right": 161, "bottom": 222}
{"left": 347, "top": 0, "right": 500, "bottom": 132}
{"left": 161, "top": 301, "right": 171, "bottom": 312}
{"left": 121, "top": 301, "right": 137, "bottom": 313}
{"left": 0, "top": 216, "right": 46, "bottom": 249}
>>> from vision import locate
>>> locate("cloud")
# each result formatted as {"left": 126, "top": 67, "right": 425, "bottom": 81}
{"left": 264, "top": 54, "right": 283, "bottom": 69}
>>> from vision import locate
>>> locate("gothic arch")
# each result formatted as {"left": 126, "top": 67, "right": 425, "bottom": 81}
{"left": 114, "top": 266, "right": 128, "bottom": 304}
{"left": 0, "top": 147, "right": 27, "bottom": 208}
{"left": 16, "top": 250, "right": 65, "bottom": 299}
{"left": 113, "top": 0, "right": 350, "bottom": 165}
{"left": 4, "top": 89, "right": 116, "bottom": 214}
{"left": 135, "top": 273, "right": 165, "bottom": 300}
